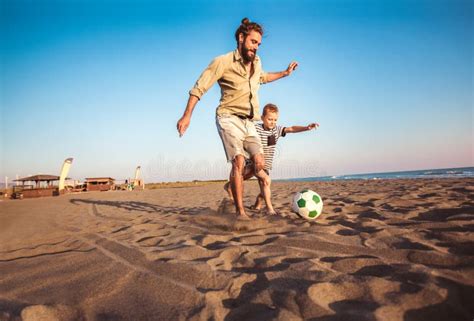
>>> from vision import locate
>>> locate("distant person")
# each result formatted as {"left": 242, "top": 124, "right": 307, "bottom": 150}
{"left": 177, "top": 18, "right": 298, "bottom": 218}
{"left": 225, "top": 103, "right": 319, "bottom": 214}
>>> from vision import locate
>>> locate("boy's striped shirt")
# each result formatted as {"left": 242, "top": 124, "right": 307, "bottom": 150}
{"left": 255, "top": 123, "right": 286, "bottom": 171}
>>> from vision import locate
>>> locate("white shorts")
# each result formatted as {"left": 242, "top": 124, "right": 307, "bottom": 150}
{"left": 216, "top": 114, "right": 263, "bottom": 162}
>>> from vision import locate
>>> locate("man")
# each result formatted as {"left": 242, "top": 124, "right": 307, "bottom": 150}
{"left": 177, "top": 17, "right": 298, "bottom": 218}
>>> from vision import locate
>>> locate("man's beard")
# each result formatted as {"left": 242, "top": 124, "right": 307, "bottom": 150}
{"left": 242, "top": 44, "right": 256, "bottom": 63}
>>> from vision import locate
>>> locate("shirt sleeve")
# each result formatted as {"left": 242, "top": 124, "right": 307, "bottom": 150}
{"left": 189, "top": 56, "right": 225, "bottom": 99}
{"left": 278, "top": 125, "right": 286, "bottom": 137}
{"left": 258, "top": 59, "right": 269, "bottom": 84}
{"left": 259, "top": 69, "right": 269, "bottom": 84}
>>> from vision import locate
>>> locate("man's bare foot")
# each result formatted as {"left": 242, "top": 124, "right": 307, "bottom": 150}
{"left": 266, "top": 210, "right": 278, "bottom": 215}
{"left": 236, "top": 211, "right": 251, "bottom": 220}
{"left": 223, "top": 182, "right": 234, "bottom": 201}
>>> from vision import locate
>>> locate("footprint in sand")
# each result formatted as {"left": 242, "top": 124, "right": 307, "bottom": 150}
{"left": 207, "top": 247, "right": 250, "bottom": 271}
{"left": 21, "top": 304, "right": 80, "bottom": 321}
{"left": 308, "top": 276, "right": 448, "bottom": 320}
{"left": 319, "top": 255, "right": 383, "bottom": 274}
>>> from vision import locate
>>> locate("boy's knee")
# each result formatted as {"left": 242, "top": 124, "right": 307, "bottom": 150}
{"left": 263, "top": 175, "right": 271, "bottom": 186}
{"left": 257, "top": 173, "right": 271, "bottom": 186}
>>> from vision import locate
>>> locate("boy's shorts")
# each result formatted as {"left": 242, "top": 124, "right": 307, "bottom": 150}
{"left": 216, "top": 114, "right": 263, "bottom": 162}
{"left": 245, "top": 159, "right": 270, "bottom": 176}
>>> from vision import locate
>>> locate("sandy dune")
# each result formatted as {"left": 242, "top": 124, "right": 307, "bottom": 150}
{"left": 1, "top": 178, "right": 473, "bottom": 321}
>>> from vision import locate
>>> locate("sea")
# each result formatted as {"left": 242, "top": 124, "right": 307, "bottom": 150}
{"left": 282, "top": 167, "right": 474, "bottom": 182}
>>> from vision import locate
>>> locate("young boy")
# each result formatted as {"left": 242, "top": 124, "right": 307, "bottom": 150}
{"left": 225, "top": 103, "right": 319, "bottom": 214}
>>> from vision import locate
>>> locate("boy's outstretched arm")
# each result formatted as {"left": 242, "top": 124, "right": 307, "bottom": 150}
{"left": 284, "top": 123, "right": 319, "bottom": 134}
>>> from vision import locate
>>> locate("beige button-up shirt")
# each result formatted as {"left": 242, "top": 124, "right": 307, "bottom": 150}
{"left": 189, "top": 49, "right": 269, "bottom": 121}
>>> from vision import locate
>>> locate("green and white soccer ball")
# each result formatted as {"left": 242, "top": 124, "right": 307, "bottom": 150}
{"left": 292, "top": 189, "right": 323, "bottom": 220}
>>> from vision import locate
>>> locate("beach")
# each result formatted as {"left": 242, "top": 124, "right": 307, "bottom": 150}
{"left": 0, "top": 178, "right": 473, "bottom": 321}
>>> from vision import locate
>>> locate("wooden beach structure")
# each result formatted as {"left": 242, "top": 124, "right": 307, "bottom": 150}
{"left": 13, "top": 174, "right": 61, "bottom": 198}
{"left": 85, "top": 177, "right": 115, "bottom": 191}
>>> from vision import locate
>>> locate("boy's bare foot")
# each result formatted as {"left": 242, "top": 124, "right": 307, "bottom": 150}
{"left": 250, "top": 205, "right": 263, "bottom": 211}
{"left": 223, "top": 182, "right": 234, "bottom": 201}
{"left": 266, "top": 210, "right": 278, "bottom": 215}
{"left": 252, "top": 194, "right": 264, "bottom": 210}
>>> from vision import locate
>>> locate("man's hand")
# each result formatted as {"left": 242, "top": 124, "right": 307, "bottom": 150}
{"left": 307, "top": 123, "right": 319, "bottom": 130}
{"left": 265, "top": 62, "right": 299, "bottom": 83}
{"left": 285, "top": 61, "right": 299, "bottom": 76}
{"left": 177, "top": 95, "right": 199, "bottom": 137}
{"left": 177, "top": 115, "right": 191, "bottom": 137}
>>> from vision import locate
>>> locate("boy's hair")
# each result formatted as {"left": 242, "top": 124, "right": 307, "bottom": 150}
{"left": 235, "top": 18, "right": 264, "bottom": 45}
{"left": 262, "top": 103, "right": 279, "bottom": 116}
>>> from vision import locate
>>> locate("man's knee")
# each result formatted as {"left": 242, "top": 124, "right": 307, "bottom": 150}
{"left": 231, "top": 155, "right": 245, "bottom": 176}
{"left": 253, "top": 154, "right": 265, "bottom": 172}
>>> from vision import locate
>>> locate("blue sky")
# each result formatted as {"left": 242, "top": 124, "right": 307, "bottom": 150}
{"left": 1, "top": 0, "right": 472, "bottom": 183}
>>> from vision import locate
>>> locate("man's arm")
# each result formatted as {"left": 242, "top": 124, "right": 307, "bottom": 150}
{"left": 265, "top": 61, "right": 298, "bottom": 83}
{"left": 177, "top": 95, "right": 200, "bottom": 137}
{"left": 284, "top": 123, "right": 319, "bottom": 134}
{"left": 176, "top": 56, "right": 225, "bottom": 137}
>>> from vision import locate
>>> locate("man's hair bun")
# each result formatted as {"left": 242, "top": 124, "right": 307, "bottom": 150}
{"left": 235, "top": 18, "right": 263, "bottom": 44}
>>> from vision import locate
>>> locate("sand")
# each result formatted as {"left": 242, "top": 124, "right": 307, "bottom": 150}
{"left": 0, "top": 178, "right": 473, "bottom": 321}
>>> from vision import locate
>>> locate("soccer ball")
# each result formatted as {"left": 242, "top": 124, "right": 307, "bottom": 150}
{"left": 292, "top": 189, "right": 323, "bottom": 220}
